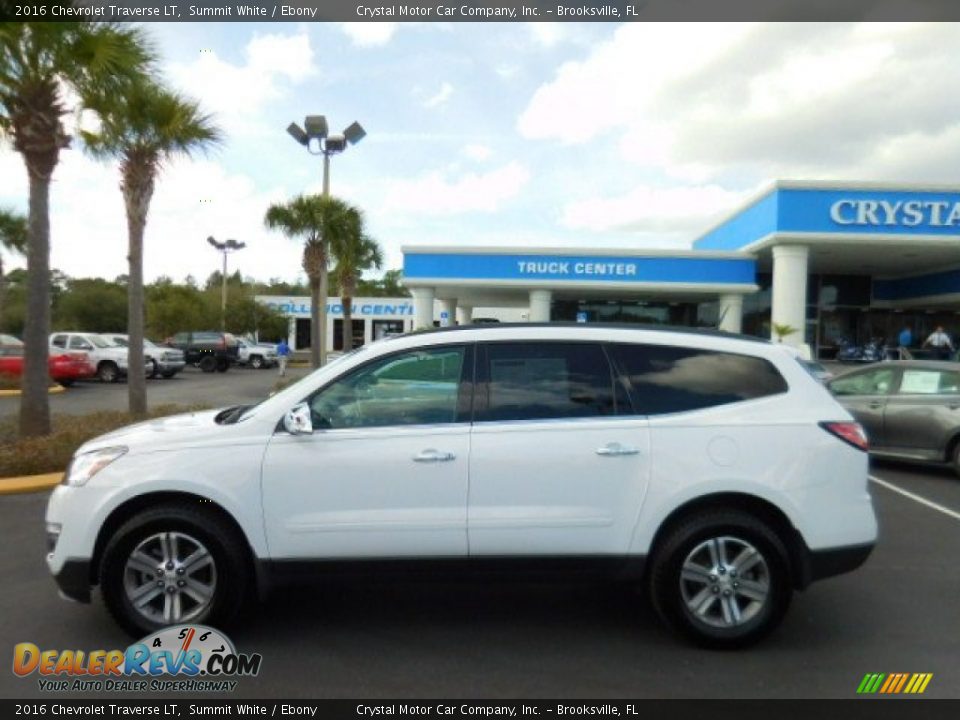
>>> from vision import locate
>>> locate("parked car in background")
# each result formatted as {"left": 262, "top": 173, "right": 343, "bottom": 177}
{"left": 101, "top": 334, "right": 186, "bottom": 379}
{"left": 46, "top": 325, "right": 876, "bottom": 647}
{"left": 164, "top": 331, "right": 239, "bottom": 372}
{"left": 236, "top": 338, "right": 278, "bottom": 369}
{"left": 50, "top": 332, "right": 149, "bottom": 383}
{"left": 828, "top": 360, "right": 960, "bottom": 476}
{"left": 0, "top": 334, "right": 95, "bottom": 386}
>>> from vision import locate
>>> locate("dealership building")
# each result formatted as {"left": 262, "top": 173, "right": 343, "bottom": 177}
{"left": 263, "top": 181, "right": 960, "bottom": 359}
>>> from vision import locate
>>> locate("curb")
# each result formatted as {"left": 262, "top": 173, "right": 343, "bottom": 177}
{"left": 0, "top": 472, "right": 63, "bottom": 496}
{"left": 0, "top": 385, "right": 66, "bottom": 398}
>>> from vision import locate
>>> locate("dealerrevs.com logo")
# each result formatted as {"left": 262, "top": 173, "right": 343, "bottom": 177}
{"left": 12, "top": 625, "right": 262, "bottom": 692}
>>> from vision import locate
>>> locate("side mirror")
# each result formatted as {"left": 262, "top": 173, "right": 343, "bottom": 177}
{"left": 283, "top": 402, "right": 313, "bottom": 435}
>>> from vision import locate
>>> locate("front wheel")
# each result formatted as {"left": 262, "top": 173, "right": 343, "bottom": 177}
{"left": 648, "top": 509, "right": 792, "bottom": 648}
{"left": 249, "top": 355, "right": 263, "bottom": 369}
{"left": 99, "top": 503, "right": 251, "bottom": 637}
{"left": 97, "top": 362, "right": 119, "bottom": 383}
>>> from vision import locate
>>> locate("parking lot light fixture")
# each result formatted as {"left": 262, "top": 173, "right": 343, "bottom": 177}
{"left": 286, "top": 114, "right": 366, "bottom": 365}
{"left": 207, "top": 235, "right": 246, "bottom": 331}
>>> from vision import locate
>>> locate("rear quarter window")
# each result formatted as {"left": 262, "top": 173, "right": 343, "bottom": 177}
{"left": 609, "top": 343, "right": 788, "bottom": 415}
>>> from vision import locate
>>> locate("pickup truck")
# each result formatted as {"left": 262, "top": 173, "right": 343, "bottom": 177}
{"left": 49, "top": 332, "right": 150, "bottom": 383}
{"left": 236, "top": 339, "right": 278, "bottom": 369}
{"left": 165, "top": 331, "right": 240, "bottom": 372}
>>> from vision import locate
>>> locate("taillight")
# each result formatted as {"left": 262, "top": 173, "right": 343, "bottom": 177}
{"left": 820, "top": 421, "right": 869, "bottom": 452}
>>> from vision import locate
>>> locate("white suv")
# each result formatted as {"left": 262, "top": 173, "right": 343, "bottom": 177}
{"left": 45, "top": 325, "right": 877, "bottom": 647}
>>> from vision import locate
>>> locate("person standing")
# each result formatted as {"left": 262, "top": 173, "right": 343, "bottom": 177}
{"left": 898, "top": 326, "right": 913, "bottom": 360}
{"left": 277, "top": 338, "right": 291, "bottom": 376}
{"left": 923, "top": 325, "right": 954, "bottom": 361}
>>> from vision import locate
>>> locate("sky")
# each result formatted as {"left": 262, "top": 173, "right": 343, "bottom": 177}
{"left": 3, "top": 21, "right": 960, "bottom": 285}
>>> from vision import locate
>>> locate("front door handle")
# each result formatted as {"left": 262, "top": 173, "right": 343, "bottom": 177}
{"left": 413, "top": 449, "right": 456, "bottom": 463}
{"left": 596, "top": 442, "right": 640, "bottom": 457}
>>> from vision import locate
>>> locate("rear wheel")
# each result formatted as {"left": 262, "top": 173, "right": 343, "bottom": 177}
{"left": 97, "top": 361, "right": 119, "bottom": 383}
{"left": 199, "top": 356, "right": 217, "bottom": 373}
{"left": 99, "top": 503, "right": 251, "bottom": 637}
{"left": 215, "top": 358, "right": 229, "bottom": 372}
{"left": 648, "top": 509, "right": 792, "bottom": 648}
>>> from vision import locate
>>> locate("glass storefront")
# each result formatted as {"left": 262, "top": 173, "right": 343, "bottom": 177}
{"left": 549, "top": 275, "right": 960, "bottom": 360}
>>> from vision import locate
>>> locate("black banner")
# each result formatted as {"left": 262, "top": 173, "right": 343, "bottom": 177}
{"left": 5, "top": 0, "right": 960, "bottom": 23}
{"left": 2, "top": 700, "right": 960, "bottom": 719}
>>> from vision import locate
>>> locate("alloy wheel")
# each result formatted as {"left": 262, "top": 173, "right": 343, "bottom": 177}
{"left": 123, "top": 531, "right": 217, "bottom": 625}
{"left": 679, "top": 535, "right": 770, "bottom": 629}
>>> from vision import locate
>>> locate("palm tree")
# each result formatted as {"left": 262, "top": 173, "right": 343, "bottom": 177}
{"left": 264, "top": 195, "right": 355, "bottom": 369}
{"left": 0, "top": 207, "right": 27, "bottom": 329}
{"left": 0, "top": 21, "right": 154, "bottom": 436}
{"left": 82, "top": 80, "right": 221, "bottom": 417}
{"left": 331, "top": 217, "right": 383, "bottom": 352}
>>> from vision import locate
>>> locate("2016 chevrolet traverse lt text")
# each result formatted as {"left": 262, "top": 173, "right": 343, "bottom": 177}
{"left": 45, "top": 325, "right": 877, "bottom": 647}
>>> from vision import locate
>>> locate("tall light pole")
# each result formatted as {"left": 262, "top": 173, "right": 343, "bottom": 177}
{"left": 206, "top": 236, "right": 246, "bottom": 331}
{"left": 286, "top": 115, "right": 365, "bottom": 365}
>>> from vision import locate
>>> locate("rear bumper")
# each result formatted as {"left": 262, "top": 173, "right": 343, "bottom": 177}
{"left": 797, "top": 541, "right": 875, "bottom": 589}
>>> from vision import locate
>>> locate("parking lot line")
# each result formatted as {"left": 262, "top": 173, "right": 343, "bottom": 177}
{"left": 869, "top": 474, "right": 960, "bottom": 522}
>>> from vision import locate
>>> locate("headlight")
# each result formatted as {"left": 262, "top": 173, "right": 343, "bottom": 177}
{"left": 62, "top": 447, "right": 127, "bottom": 487}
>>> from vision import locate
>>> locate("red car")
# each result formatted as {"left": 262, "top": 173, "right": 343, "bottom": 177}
{"left": 0, "top": 334, "right": 96, "bottom": 386}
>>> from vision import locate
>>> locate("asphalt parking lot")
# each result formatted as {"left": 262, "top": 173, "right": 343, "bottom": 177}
{"left": 1, "top": 460, "right": 957, "bottom": 699}
{"left": 0, "top": 364, "right": 313, "bottom": 420}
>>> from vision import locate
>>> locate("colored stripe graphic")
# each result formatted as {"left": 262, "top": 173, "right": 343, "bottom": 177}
{"left": 857, "top": 673, "right": 932, "bottom": 694}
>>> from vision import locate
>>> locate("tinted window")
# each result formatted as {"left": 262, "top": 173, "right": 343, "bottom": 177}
{"left": 610, "top": 343, "right": 788, "bottom": 415}
{"left": 309, "top": 346, "right": 466, "bottom": 429}
{"left": 898, "top": 368, "right": 960, "bottom": 395}
{"left": 829, "top": 368, "right": 895, "bottom": 397}
{"left": 51, "top": 335, "right": 67, "bottom": 348}
{"left": 479, "top": 342, "right": 615, "bottom": 422}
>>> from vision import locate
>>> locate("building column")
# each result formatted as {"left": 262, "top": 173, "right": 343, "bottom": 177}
{"left": 718, "top": 294, "right": 744, "bottom": 334}
{"left": 411, "top": 287, "right": 435, "bottom": 330}
{"left": 529, "top": 289, "right": 552, "bottom": 322}
{"left": 287, "top": 317, "right": 297, "bottom": 350}
{"left": 438, "top": 298, "right": 457, "bottom": 327}
{"left": 770, "top": 245, "right": 809, "bottom": 347}
{"left": 457, "top": 305, "right": 473, "bottom": 325}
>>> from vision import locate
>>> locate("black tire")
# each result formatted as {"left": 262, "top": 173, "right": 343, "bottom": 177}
{"left": 199, "top": 356, "right": 217, "bottom": 373}
{"left": 99, "top": 503, "right": 252, "bottom": 637}
{"left": 215, "top": 358, "right": 229, "bottom": 373}
{"left": 648, "top": 509, "right": 792, "bottom": 649}
{"left": 148, "top": 360, "right": 159, "bottom": 379}
{"left": 249, "top": 355, "right": 263, "bottom": 370}
{"left": 97, "top": 361, "right": 119, "bottom": 383}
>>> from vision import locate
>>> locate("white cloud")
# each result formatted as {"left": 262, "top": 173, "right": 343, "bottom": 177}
{"left": 561, "top": 183, "right": 755, "bottom": 234}
{"left": 166, "top": 31, "right": 315, "bottom": 137}
{"left": 519, "top": 22, "right": 960, "bottom": 183}
{"left": 462, "top": 144, "right": 492, "bottom": 162}
{"left": 382, "top": 161, "right": 530, "bottom": 216}
{"left": 340, "top": 22, "right": 399, "bottom": 47}
{"left": 529, "top": 24, "right": 570, "bottom": 48}
{"left": 423, "top": 82, "right": 454, "bottom": 109}
{"left": 0, "top": 146, "right": 303, "bottom": 283}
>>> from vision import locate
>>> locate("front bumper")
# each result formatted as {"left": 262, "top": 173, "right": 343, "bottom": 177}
{"left": 157, "top": 359, "right": 186, "bottom": 374}
{"left": 52, "top": 559, "right": 91, "bottom": 603}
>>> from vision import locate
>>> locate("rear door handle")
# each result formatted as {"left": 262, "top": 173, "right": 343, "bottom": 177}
{"left": 596, "top": 442, "right": 640, "bottom": 457}
{"left": 413, "top": 449, "right": 456, "bottom": 463}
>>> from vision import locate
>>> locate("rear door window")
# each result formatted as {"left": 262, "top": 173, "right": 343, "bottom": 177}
{"left": 829, "top": 368, "right": 896, "bottom": 397}
{"left": 609, "top": 343, "right": 788, "bottom": 415}
{"left": 897, "top": 368, "right": 960, "bottom": 395}
{"left": 477, "top": 342, "right": 617, "bottom": 422}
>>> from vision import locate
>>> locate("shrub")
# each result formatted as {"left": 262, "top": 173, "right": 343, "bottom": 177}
{"left": 0, "top": 404, "right": 208, "bottom": 478}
